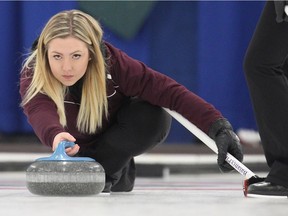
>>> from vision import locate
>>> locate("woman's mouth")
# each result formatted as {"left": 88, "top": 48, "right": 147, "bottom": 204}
{"left": 62, "top": 75, "right": 74, "bottom": 80}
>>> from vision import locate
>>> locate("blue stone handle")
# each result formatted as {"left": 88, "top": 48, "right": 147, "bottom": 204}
{"left": 36, "top": 141, "right": 95, "bottom": 162}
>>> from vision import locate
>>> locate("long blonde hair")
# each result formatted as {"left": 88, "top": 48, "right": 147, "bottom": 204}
{"left": 21, "top": 10, "right": 108, "bottom": 134}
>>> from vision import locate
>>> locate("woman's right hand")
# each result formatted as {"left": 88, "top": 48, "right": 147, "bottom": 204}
{"left": 52, "top": 132, "right": 80, "bottom": 156}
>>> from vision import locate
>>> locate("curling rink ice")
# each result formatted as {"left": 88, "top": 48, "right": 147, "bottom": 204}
{"left": 0, "top": 171, "right": 287, "bottom": 216}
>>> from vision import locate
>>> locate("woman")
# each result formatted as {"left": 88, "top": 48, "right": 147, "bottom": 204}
{"left": 20, "top": 10, "right": 243, "bottom": 193}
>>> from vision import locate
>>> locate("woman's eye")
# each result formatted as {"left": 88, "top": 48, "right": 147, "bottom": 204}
{"left": 53, "top": 55, "right": 62, "bottom": 60}
{"left": 73, "top": 54, "right": 81, "bottom": 59}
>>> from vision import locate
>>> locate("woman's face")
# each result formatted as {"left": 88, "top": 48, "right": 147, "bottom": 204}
{"left": 47, "top": 36, "right": 90, "bottom": 86}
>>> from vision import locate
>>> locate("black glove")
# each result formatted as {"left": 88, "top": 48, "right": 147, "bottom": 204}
{"left": 208, "top": 118, "right": 243, "bottom": 173}
{"left": 274, "top": 0, "right": 288, "bottom": 23}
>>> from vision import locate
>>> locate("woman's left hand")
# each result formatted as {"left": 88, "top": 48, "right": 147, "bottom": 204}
{"left": 208, "top": 119, "right": 243, "bottom": 173}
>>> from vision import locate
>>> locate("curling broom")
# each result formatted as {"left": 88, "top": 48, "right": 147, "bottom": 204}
{"left": 164, "top": 108, "right": 265, "bottom": 196}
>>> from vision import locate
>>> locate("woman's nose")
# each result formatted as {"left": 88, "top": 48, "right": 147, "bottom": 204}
{"left": 62, "top": 58, "right": 72, "bottom": 72}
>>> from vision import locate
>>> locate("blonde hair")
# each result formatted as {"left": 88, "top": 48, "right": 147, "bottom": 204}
{"left": 21, "top": 10, "right": 108, "bottom": 134}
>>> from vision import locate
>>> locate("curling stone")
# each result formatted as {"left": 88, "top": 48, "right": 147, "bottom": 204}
{"left": 26, "top": 141, "right": 105, "bottom": 196}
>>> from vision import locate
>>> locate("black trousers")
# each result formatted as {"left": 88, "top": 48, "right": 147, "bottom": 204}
{"left": 244, "top": 1, "right": 288, "bottom": 187}
{"left": 78, "top": 99, "right": 172, "bottom": 191}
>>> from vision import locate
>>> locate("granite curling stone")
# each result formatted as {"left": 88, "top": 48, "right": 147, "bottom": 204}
{"left": 26, "top": 141, "right": 105, "bottom": 196}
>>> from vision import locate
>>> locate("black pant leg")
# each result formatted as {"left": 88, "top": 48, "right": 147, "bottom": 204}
{"left": 243, "top": 1, "right": 288, "bottom": 187}
{"left": 79, "top": 99, "right": 172, "bottom": 190}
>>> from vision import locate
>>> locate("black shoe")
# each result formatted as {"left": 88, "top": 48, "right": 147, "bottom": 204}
{"left": 111, "top": 159, "right": 136, "bottom": 192}
{"left": 102, "top": 182, "right": 112, "bottom": 193}
{"left": 247, "top": 181, "right": 288, "bottom": 198}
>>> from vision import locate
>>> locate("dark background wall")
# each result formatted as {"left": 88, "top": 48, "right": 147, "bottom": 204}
{"left": 0, "top": 1, "right": 265, "bottom": 144}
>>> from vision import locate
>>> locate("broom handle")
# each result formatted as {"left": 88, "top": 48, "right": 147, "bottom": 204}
{"left": 164, "top": 108, "right": 256, "bottom": 179}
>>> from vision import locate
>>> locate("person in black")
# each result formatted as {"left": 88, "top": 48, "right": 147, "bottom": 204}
{"left": 244, "top": 0, "right": 288, "bottom": 197}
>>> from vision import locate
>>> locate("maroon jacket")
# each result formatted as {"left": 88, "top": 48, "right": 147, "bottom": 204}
{"left": 20, "top": 42, "right": 223, "bottom": 147}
